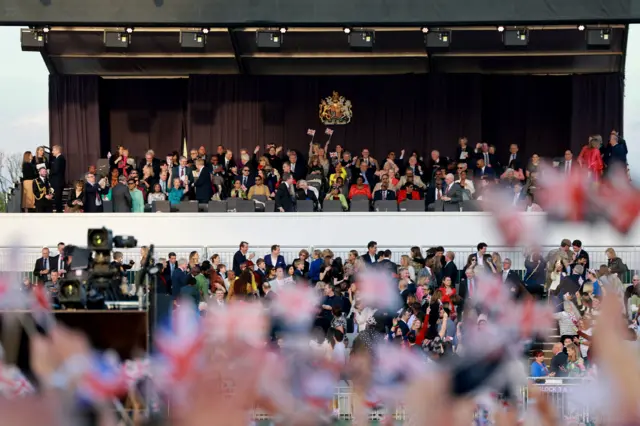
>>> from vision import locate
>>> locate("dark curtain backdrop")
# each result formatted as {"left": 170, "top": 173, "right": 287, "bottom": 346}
{"left": 186, "top": 73, "right": 622, "bottom": 162}
{"left": 570, "top": 73, "right": 624, "bottom": 153}
{"left": 57, "top": 73, "right": 622, "bottom": 182}
{"left": 100, "top": 79, "right": 187, "bottom": 159}
{"left": 49, "top": 75, "right": 101, "bottom": 183}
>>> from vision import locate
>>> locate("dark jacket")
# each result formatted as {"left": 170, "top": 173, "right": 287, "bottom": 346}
{"left": 49, "top": 155, "right": 66, "bottom": 189}
{"left": 275, "top": 182, "right": 296, "bottom": 212}
{"left": 171, "top": 268, "right": 188, "bottom": 300}
{"left": 194, "top": 167, "right": 213, "bottom": 202}
{"left": 111, "top": 183, "right": 133, "bottom": 213}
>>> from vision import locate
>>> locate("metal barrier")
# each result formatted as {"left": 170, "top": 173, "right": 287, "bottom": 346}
{"left": 251, "top": 379, "right": 595, "bottom": 421}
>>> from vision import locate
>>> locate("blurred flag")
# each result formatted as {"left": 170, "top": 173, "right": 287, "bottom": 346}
{"left": 0, "top": 366, "right": 35, "bottom": 398}
{"left": 368, "top": 344, "right": 428, "bottom": 406}
{"left": 29, "top": 286, "right": 55, "bottom": 331}
{"left": 154, "top": 304, "right": 205, "bottom": 387}
{"left": 325, "top": 128, "right": 334, "bottom": 136}
{"left": 0, "top": 276, "right": 26, "bottom": 310}
{"left": 270, "top": 286, "right": 320, "bottom": 331}
{"left": 593, "top": 166, "right": 640, "bottom": 234}
{"left": 206, "top": 302, "right": 268, "bottom": 347}
{"left": 356, "top": 271, "right": 402, "bottom": 310}
{"left": 122, "top": 357, "right": 150, "bottom": 389}
{"left": 77, "top": 353, "right": 128, "bottom": 404}
{"left": 307, "top": 129, "right": 316, "bottom": 136}
{"left": 537, "top": 165, "right": 592, "bottom": 222}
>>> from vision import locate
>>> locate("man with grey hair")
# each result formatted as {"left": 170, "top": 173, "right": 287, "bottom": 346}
{"left": 139, "top": 149, "right": 160, "bottom": 176}
{"left": 83, "top": 171, "right": 107, "bottom": 213}
{"left": 171, "top": 258, "right": 189, "bottom": 299}
{"left": 440, "top": 173, "right": 463, "bottom": 211}
{"left": 50, "top": 145, "right": 66, "bottom": 212}
{"left": 111, "top": 174, "right": 133, "bottom": 213}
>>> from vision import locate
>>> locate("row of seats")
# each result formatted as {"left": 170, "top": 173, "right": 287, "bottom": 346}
{"left": 101, "top": 198, "right": 483, "bottom": 213}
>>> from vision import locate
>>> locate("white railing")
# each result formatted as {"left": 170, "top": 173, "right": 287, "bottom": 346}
{"left": 4, "top": 245, "right": 640, "bottom": 277}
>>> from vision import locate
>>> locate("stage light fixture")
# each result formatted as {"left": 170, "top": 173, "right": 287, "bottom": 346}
{"left": 343, "top": 27, "right": 351, "bottom": 34}
{"left": 503, "top": 29, "right": 529, "bottom": 47}
{"left": 425, "top": 30, "right": 451, "bottom": 49}
{"left": 202, "top": 28, "right": 210, "bottom": 34}
{"left": 421, "top": 27, "right": 429, "bottom": 34}
{"left": 348, "top": 29, "right": 375, "bottom": 50}
{"left": 497, "top": 26, "right": 505, "bottom": 32}
{"left": 20, "top": 28, "right": 47, "bottom": 51}
{"left": 279, "top": 27, "right": 287, "bottom": 34}
{"left": 586, "top": 28, "right": 611, "bottom": 49}
{"left": 578, "top": 25, "right": 585, "bottom": 31}
{"left": 256, "top": 30, "right": 282, "bottom": 50}
{"left": 125, "top": 27, "right": 134, "bottom": 34}
{"left": 104, "top": 30, "right": 131, "bottom": 49}
{"left": 42, "top": 26, "right": 51, "bottom": 33}
{"left": 180, "top": 30, "right": 206, "bottom": 49}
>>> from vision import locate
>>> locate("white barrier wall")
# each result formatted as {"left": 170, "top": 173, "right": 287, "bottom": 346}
{"left": 0, "top": 212, "right": 638, "bottom": 248}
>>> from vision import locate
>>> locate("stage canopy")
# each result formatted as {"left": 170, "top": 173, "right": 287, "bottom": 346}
{"left": 0, "top": 0, "right": 638, "bottom": 26}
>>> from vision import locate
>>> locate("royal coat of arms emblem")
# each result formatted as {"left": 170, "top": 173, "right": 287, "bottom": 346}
{"left": 319, "top": 91, "right": 352, "bottom": 125}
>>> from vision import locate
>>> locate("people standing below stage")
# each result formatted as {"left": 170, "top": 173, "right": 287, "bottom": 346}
{"left": 32, "top": 164, "right": 53, "bottom": 213}
{"left": 49, "top": 145, "right": 66, "bottom": 213}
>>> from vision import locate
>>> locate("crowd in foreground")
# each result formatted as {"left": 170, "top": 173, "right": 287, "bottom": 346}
{"left": 19, "top": 130, "right": 628, "bottom": 213}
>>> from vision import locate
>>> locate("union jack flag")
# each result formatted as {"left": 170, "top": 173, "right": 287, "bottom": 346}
{"left": 499, "top": 299, "right": 554, "bottom": 340}
{"left": 77, "top": 353, "right": 128, "bottom": 404}
{"left": 270, "top": 286, "right": 320, "bottom": 331}
{"left": 29, "top": 286, "right": 55, "bottom": 330}
{"left": 368, "top": 344, "right": 428, "bottom": 405}
{"left": 154, "top": 303, "right": 205, "bottom": 387}
{"left": 536, "top": 165, "right": 592, "bottom": 222}
{"left": 122, "top": 358, "right": 150, "bottom": 389}
{"left": 307, "top": 129, "right": 316, "bottom": 136}
{"left": 356, "top": 271, "right": 401, "bottom": 310}
{"left": 206, "top": 302, "right": 267, "bottom": 347}
{"left": 325, "top": 128, "right": 334, "bottom": 136}
{"left": 0, "top": 276, "right": 26, "bottom": 310}
{"left": 0, "top": 366, "right": 35, "bottom": 398}
{"left": 592, "top": 166, "right": 640, "bottom": 234}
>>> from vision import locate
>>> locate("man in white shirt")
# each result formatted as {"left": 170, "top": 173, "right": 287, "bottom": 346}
{"left": 476, "top": 242, "right": 487, "bottom": 266}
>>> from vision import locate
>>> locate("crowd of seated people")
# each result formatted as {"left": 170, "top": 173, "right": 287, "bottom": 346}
{"left": 19, "top": 129, "right": 628, "bottom": 213}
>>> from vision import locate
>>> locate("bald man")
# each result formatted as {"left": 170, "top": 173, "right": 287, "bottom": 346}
{"left": 549, "top": 342, "right": 568, "bottom": 377}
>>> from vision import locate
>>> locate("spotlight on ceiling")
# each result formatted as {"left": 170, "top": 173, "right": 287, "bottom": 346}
{"left": 497, "top": 26, "right": 505, "bottom": 32}
{"left": 201, "top": 28, "right": 210, "bottom": 34}
{"left": 256, "top": 30, "right": 282, "bottom": 50}
{"left": 104, "top": 30, "right": 131, "bottom": 49}
{"left": 503, "top": 28, "right": 529, "bottom": 47}
{"left": 421, "top": 27, "right": 429, "bottom": 34}
{"left": 125, "top": 27, "right": 134, "bottom": 34}
{"left": 20, "top": 28, "right": 47, "bottom": 51}
{"left": 42, "top": 26, "right": 51, "bottom": 33}
{"left": 348, "top": 29, "right": 375, "bottom": 51}
{"left": 180, "top": 30, "right": 207, "bottom": 49}
{"left": 279, "top": 27, "right": 287, "bottom": 34}
{"left": 343, "top": 27, "right": 351, "bottom": 34}
{"left": 578, "top": 25, "right": 585, "bottom": 31}
{"left": 424, "top": 29, "right": 451, "bottom": 50}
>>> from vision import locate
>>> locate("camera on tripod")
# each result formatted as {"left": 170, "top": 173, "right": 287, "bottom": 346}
{"left": 57, "top": 228, "right": 138, "bottom": 307}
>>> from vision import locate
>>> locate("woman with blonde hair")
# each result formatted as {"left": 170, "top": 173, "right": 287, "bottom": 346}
{"left": 491, "top": 252, "right": 503, "bottom": 273}
{"left": 578, "top": 135, "right": 604, "bottom": 180}
{"left": 565, "top": 343, "right": 586, "bottom": 377}
{"left": 547, "top": 259, "right": 568, "bottom": 292}
{"left": 605, "top": 247, "right": 628, "bottom": 276}
{"left": 399, "top": 255, "right": 416, "bottom": 281}
{"left": 21, "top": 151, "right": 36, "bottom": 211}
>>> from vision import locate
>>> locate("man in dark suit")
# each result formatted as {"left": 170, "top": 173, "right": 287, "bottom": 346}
{"left": 570, "top": 240, "right": 589, "bottom": 273}
{"left": 474, "top": 143, "right": 498, "bottom": 169}
{"left": 171, "top": 258, "right": 189, "bottom": 301}
{"left": 49, "top": 145, "right": 66, "bottom": 213}
{"left": 51, "top": 242, "right": 68, "bottom": 277}
{"left": 287, "top": 151, "right": 307, "bottom": 181}
{"left": 502, "top": 258, "right": 527, "bottom": 300}
{"left": 352, "top": 162, "right": 376, "bottom": 189}
{"left": 504, "top": 144, "right": 523, "bottom": 170}
{"left": 265, "top": 245, "right": 287, "bottom": 270}
{"left": 361, "top": 241, "right": 378, "bottom": 264}
{"left": 549, "top": 342, "right": 568, "bottom": 377}
{"left": 138, "top": 150, "right": 161, "bottom": 177}
{"left": 111, "top": 175, "right": 132, "bottom": 213}
{"left": 373, "top": 183, "right": 396, "bottom": 201}
{"left": 33, "top": 247, "right": 52, "bottom": 284}
{"left": 193, "top": 160, "right": 213, "bottom": 204}
{"left": 173, "top": 156, "right": 194, "bottom": 187}
{"left": 474, "top": 158, "right": 496, "bottom": 181}
{"left": 238, "top": 166, "right": 255, "bottom": 192}
{"left": 558, "top": 150, "right": 575, "bottom": 175}
{"left": 83, "top": 172, "right": 107, "bottom": 213}
{"left": 275, "top": 173, "right": 296, "bottom": 212}
{"left": 441, "top": 251, "right": 458, "bottom": 286}
{"left": 376, "top": 250, "right": 398, "bottom": 277}
{"left": 440, "top": 174, "right": 463, "bottom": 211}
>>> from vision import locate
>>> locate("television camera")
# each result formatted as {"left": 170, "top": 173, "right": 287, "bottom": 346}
{"left": 58, "top": 227, "right": 157, "bottom": 308}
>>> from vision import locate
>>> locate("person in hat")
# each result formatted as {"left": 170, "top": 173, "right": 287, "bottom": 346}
{"left": 32, "top": 164, "right": 53, "bottom": 213}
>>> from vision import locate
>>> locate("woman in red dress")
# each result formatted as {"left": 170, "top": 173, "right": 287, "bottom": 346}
{"left": 439, "top": 276, "right": 457, "bottom": 316}
{"left": 577, "top": 135, "right": 604, "bottom": 181}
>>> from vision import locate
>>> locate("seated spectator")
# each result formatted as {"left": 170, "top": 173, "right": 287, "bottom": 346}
{"left": 296, "top": 180, "right": 319, "bottom": 210}
{"left": 348, "top": 176, "right": 372, "bottom": 200}
{"left": 229, "top": 180, "right": 248, "bottom": 199}
{"left": 324, "top": 186, "right": 348, "bottom": 211}
{"left": 455, "top": 170, "right": 474, "bottom": 197}
{"left": 397, "top": 183, "right": 421, "bottom": 203}
{"left": 168, "top": 178, "right": 188, "bottom": 205}
{"left": 147, "top": 183, "right": 166, "bottom": 204}
{"left": 474, "top": 158, "right": 495, "bottom": 181}
{"left": 238, "top": 166, "right": 254, "bottom": 191}
{"left": 373, "top": 183, "right": 396, "bottom": 201}
{"left": 66, "top": 180, "right": 85, "bottom": 213}
{"left": 500, "top": 167, "right": 525, "bottom": 186}
{"left": 329, "top": 163, "right": 347, "bottom": 187}
{"left": 397, "top": 169, "right": 426, "bottom": 190}
{"left": 247, "top": 175, "right": 271, "bottom": 200}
